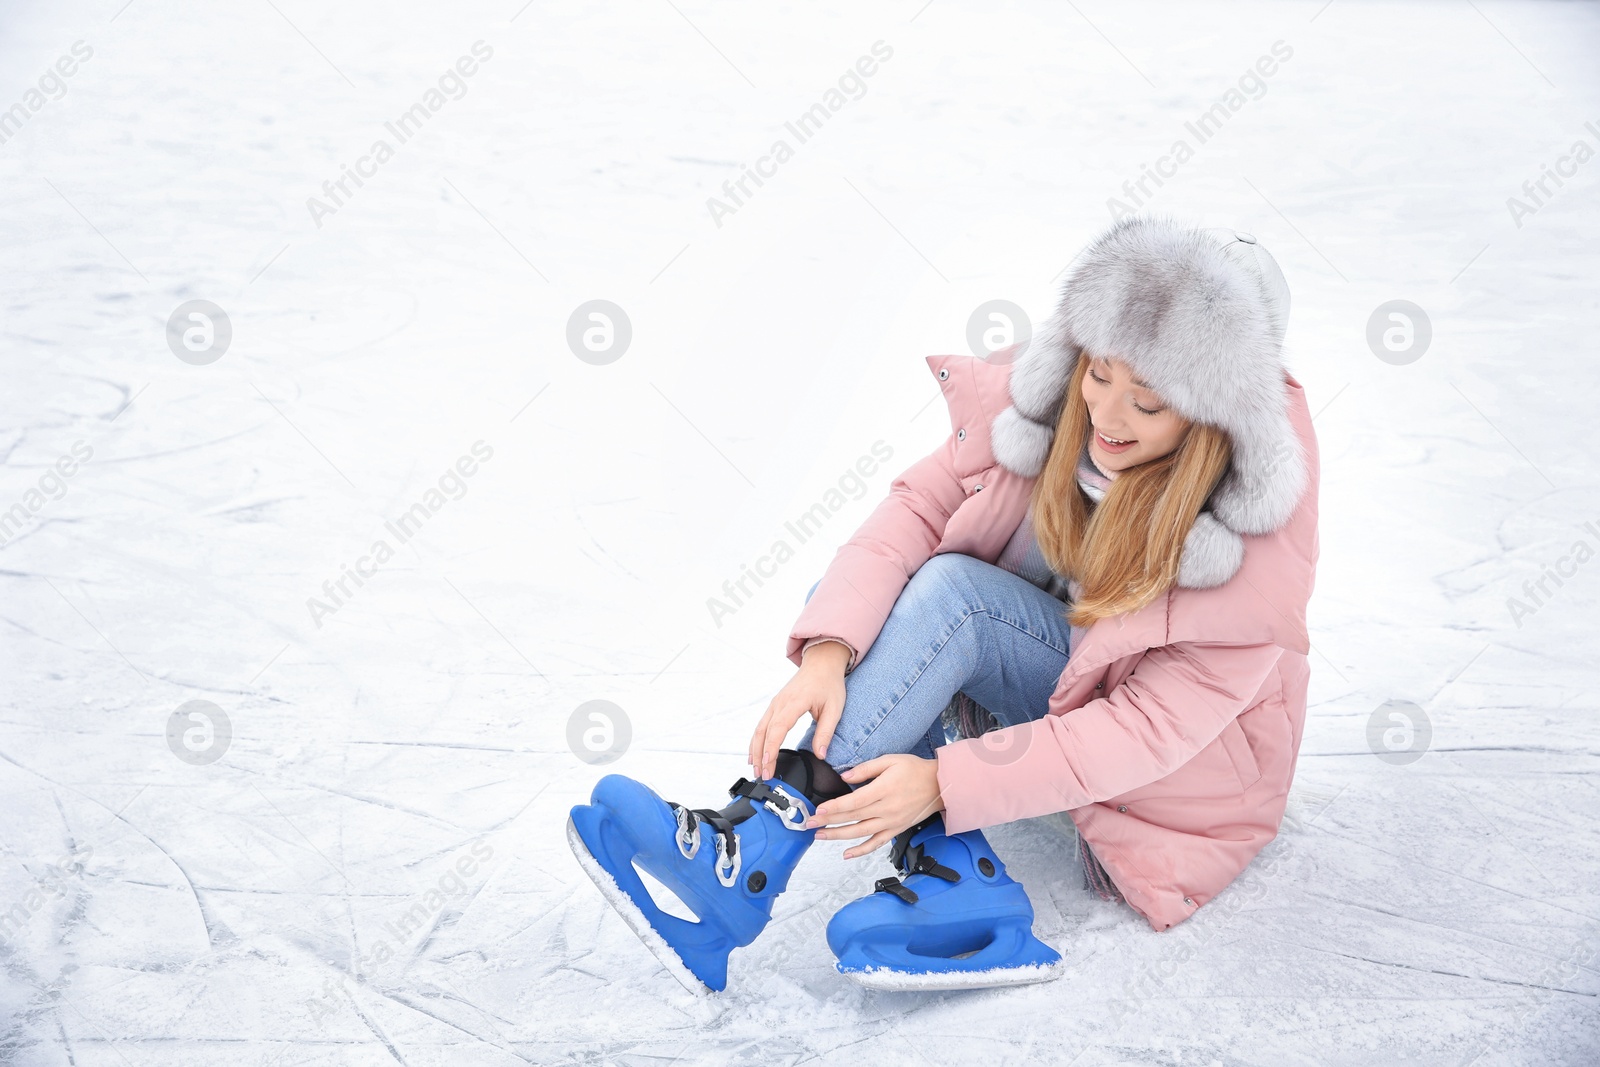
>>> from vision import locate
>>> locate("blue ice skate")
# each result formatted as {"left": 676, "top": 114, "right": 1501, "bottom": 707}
{"left": 567, "top": 748, "right": 851, "bottom": 993}
{"left": 826, "top": 813, "right": 1064, "bottom": 990}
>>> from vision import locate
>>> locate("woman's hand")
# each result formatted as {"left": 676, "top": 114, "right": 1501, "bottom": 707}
{"left": 805, "top": 754, "right": 945, "bottom": 859}
{"left": 749, "top": 640, "right": 850, "bottom": 779}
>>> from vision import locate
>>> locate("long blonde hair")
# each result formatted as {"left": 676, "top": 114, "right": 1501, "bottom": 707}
{"left": 1031, "top": 355, "right": 1233, "bottom": 627}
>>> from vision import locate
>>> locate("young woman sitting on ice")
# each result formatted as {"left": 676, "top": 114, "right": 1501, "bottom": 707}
{"left": 570, "top": 214, "right": 1320, "bottom": 992}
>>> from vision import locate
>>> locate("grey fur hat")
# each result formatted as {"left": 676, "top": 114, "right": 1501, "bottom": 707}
{"left": 990, "top": 213, "right": 1306, "bottom": 589}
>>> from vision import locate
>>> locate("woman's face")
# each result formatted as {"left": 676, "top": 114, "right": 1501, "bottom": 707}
{"left": 1079, "top": 354, "right": 1192, "bottom": 471}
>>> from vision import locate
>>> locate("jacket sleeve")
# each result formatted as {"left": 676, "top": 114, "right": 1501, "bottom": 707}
{"left": 934, "top": 640, "right": 1283, "bottom": 833}
{"left": 786, "top": 433, "right": 969, "bottom": 668}
{"left": 800, "top": 635, "right": 860, "bottom": 674}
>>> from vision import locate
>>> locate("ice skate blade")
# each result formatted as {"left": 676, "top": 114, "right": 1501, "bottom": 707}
{"left": 565, "top": 815, "right": 711, "bottom": 997}
{"left": 841, "top": 958, "right": 1065, "bottom": 992}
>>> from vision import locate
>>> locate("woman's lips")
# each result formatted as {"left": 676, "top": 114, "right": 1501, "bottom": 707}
{"left": 1095, "top": 430, "right": 1136, "bottom": 454}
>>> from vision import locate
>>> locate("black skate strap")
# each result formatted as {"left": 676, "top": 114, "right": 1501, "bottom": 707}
{"left": 729, "top": 778, "right": 790, "bottom": 811}
{"left": 673, "top": 778, "right": 781, "bottom": 843}
{"left": 903, "top": 848, "right": 960, "bottom": 883}
{"left": 872, "top": 822, "right": 960, "bottom": 906}
{"left": 874, "top": 876, "right": 919, "bottom": 905}
{"left": 890, "top": 833, "right": 961, "bottom": 884}
{"left": 688, "top": 808, "right": 739, "bottom": 859}
{"left": 669, "top": 757, "right": 846, "bottom": 869}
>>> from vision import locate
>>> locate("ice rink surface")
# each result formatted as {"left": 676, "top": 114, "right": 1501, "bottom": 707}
{"left": 1, "top": 0, "right": 1597, "bottom": 1063}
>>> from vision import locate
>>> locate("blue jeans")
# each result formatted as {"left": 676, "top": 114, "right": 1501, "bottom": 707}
{"left": 796, "top": 553, "right": 1074, "bottom": 770}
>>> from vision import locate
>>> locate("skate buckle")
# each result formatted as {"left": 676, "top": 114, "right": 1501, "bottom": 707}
{"left": 714, "top": 829, "right": 742, "bottom": 888}
{"left": 765, "top": 783, "right": 810, "bottom": 831}
{"left": 671, "top": 803, "right": 701, "bottom": 860}
{"left": 730, "top": 778, "right": 810, "bottom": 831}
{"left": 894, "top": 843, "right": 961, "bottom": 884}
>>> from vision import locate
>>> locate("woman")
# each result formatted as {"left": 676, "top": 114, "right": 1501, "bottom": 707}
{"left": 569, "top": 214, "right": 1320, "bottom": 993}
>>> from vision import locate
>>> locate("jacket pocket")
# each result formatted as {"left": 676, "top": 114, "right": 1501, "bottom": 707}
{"left": 1114, "top": 719, "right": 1258, "bottom": 804}
{"left": 1217, "top": 717, "right": 1262, "bottom": 791}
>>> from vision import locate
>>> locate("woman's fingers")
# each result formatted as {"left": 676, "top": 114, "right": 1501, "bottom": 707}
{"left": 843, "top": 828, "right": 895, "bottom": 860}
{"left": 749, "top": 700, "right": 779, "bottom": 770}
{"left": 758, "top": 713, "right": 783, "bottom": 777}
{"left": 810, "top": 780, "right": 876, "bottom": 827}
{"left": 757, "top": 718, "right": 774, "bottom": 779}
{"left": 748, "top": 706, "right": 768, "bottom": 769}
{"left": 822, "top": 816, "right": 884, "bottom": 846}
{"left": 810, "top": 692, "right": 842, "bottom": 763}
{"left": 761, "top": 708, "right": 788, "bottom": 778}
{"left": 839, "top": 755, "right": 889, "bottom": 783}
{"left": 753, "top": 703, "right": 779, "bottom": 776}
{"left": 760, "top": 701, "right": 803, "bottom": 779}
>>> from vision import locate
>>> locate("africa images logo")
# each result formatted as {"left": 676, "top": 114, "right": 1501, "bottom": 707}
{"left": 305, "top": 41, "right": 495, "bottom": 229}
{"left": 306, "top": 442, "right": 494, "bottom": 627}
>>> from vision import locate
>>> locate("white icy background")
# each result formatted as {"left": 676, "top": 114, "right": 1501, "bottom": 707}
{"left": 2, "top": 0, "right": 1598, "bottom": 1063}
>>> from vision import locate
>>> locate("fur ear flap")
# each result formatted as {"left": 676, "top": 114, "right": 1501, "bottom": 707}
{"left": 1210, "top": 407, "right": 1307, "bottom": 535}
{"left": 991, "top": 407, "right": 1054, "bottom": 478}
{"left": 1008, "top": 331, "right": 1080, "bottom": 424}
{"left": 1176, "top": 511, "right": 1245, "bottom": 588}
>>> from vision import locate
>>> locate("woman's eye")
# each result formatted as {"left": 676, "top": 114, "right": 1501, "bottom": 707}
{"left": 1134, "top": 403, "right": 1163, "bottom": 415}
{"left": 1089, "top": 371, "right": 1108, "bottom": 384}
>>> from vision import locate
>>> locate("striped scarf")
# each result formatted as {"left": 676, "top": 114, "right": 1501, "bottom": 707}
{"left": 1076, "top": 439, "right": 1117, "bottom": 499}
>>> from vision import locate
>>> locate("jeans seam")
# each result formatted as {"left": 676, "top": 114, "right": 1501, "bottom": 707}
{"left": 846, "top": 607, "right": 979, "bottom": 760}
{"left": 848, "top": 605, "right": 1068, "bottom": 758}
{"left": 982, "top": 610, "right": 1071, "bottom": 658}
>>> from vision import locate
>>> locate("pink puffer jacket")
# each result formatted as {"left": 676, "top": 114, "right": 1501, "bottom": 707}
{"left": 788, "top": 352, "right": 1319, "bottom": 931}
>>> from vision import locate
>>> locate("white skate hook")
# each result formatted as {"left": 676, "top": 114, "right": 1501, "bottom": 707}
{"left": 714, "top": 830, "right": 742, "bottom": 888}
{"left": 671, "top": 804, "right": 700, "bottom": 860}
{"left": 763, "top": 783, "right": 810, "bottom": 831}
